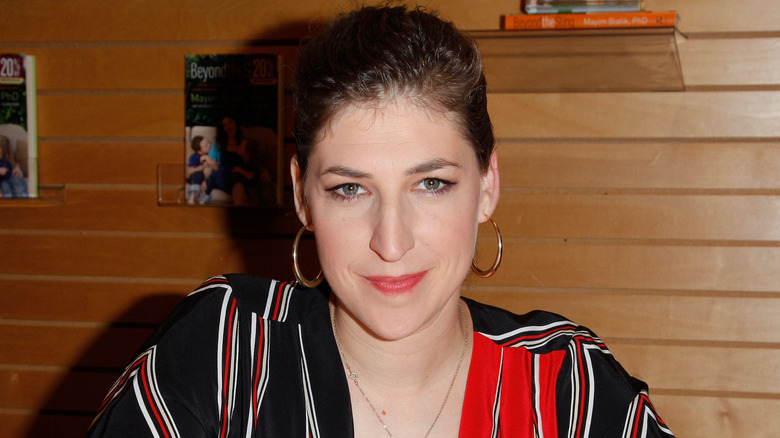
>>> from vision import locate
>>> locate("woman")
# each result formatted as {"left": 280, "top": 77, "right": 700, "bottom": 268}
{"left": 210, "top": 114, "right": 243, "bottom": 164}
{"left": 207, "top": 114, "right": 244, "bottom": 202}
{"left": 87, "top": 5, "right": 673, "bottom": 437}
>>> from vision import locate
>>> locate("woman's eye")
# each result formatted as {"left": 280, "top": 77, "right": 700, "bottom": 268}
{"left": 330, "top": 183, "right": 365, "bottom": 197}
{"left": 418, "top": 178, "right": 445, "bottom": 191}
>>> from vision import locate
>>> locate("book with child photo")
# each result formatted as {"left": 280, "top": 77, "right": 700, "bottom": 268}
{"left": 0, "top": 53, "right": 37, "bottom": 199}
{"left": 184, "top": 53, "right": 285, "bottom": 207}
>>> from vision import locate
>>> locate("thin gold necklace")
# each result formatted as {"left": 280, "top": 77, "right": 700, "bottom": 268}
{"left": 331, "top": 302, "right": 470, "bottom": 438}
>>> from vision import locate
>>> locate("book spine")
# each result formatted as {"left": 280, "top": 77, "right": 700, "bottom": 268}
{"left": 525, "top": 4, "right": 643, "bottom": 14}
{"left": 524, "top": 0, "right": 642, "bottom": 3}
{"left": 503, "top": 11, "right": 677, "bottom": 30}
{"left": 24, "top": 55, "right": 37, "bottom": 198}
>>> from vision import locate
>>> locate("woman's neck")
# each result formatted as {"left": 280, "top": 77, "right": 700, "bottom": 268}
{"left": 226, "top": 136, "right": 239, "bottom": 151}
{"left": 330, "top": 296, "right": 472, "bottom": 437}
{"left": 330, "top": 295, "right": 470, "bottom": 393}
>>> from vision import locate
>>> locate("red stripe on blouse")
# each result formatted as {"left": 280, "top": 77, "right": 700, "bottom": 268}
{"left": 459, "top": 333, "right": 564, "bottom": 437}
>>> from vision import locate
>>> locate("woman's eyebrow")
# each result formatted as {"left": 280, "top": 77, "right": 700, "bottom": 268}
{"left": 322, "top": 158, "right": 459, "bottom": 179}
{"left": 322, "top": 165, "right": 370, "bottom": 179}
{"left": 405, "top": 158, "right": 460, "bottom": 176}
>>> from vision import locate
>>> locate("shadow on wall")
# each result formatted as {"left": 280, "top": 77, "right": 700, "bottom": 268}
{"left": 223, "top": 17, "right": 330, "bottom": 281}
{"left": 21, "top": 293, "right": 183, "bottom": 438}
{"left": 20, "top": 18, "right": 326, "bottom": 437}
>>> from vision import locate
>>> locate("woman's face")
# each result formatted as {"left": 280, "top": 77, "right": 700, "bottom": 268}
{"left": 222, "top": 117, "right": 237, "bottom": 137}
{"left": 292, "top": 99, "right": 499, "bottom": 340}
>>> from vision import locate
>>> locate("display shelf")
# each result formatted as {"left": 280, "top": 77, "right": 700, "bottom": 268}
{"left": 158, "top": 29, "right": 683, "bottom": 209}
{"left": 158, "top": 163, "right": 198, "bottom": 206}
{"left": 471, "top": 27, "right": 684, "bottom": 92}
{"left": 158, "top": 162, "right": 247, "bottom": 206}
{"left": 0, "top": 184, "right": 65, "bottom": 207}
{"left": 157, "top": 163, "right": 285, "bottom": 208}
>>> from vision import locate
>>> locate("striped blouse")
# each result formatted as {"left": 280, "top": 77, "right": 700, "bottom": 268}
{"left": 87, "top": 274, "right": 674, "bottom": 437}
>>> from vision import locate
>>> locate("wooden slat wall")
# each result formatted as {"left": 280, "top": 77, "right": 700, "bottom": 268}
{"left": 1, "top": 1, "right": 778, "bottom": 436}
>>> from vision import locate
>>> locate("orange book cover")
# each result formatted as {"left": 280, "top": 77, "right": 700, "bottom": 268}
{"left": 502, "top": 11, "right": 677, "bottom": 30}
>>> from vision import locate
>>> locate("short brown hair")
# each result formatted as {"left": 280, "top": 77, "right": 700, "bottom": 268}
{"left": 190, "top": 135, "right": 204, "bottom": 153}
{"left": 293, "top": 4, "right": 494, "bottom": 176}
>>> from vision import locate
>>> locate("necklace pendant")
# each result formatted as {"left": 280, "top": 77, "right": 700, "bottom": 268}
{"left": 349, "top": 371, "right": 358, "bottom": 380}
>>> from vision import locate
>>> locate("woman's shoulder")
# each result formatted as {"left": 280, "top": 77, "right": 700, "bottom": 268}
{"left": 464, "top": 297, "right": 599, "bottom": 354}
{"left": 133, "top": 275, "right": 328, "bottom": 352}
{"left": 185, "top": 274, "right": 330, "bottom": 323}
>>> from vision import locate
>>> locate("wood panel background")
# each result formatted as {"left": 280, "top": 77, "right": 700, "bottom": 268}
{"left": 1, "top": 0, "right": 779, "bottom": 436}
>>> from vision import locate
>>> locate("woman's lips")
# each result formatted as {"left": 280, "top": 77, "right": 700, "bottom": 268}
{"left": 365, "top": 271, "right": 427, "bottom": 295}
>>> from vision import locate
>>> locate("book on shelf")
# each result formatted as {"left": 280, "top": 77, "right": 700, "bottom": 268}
{"left": 0, "top": 53, "right": 37, "bottom": 199}
{"left": 184, "top": 53, "right": 285, "bottom": 207}
{"left": 503, "top": 11, "right": 677, "bottom": 30}
{"left": 524, "top": 1, "right": 644, "bottom": 14}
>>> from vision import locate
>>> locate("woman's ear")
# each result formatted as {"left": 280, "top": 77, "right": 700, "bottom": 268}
{"left": 290, "top": 155, "right": 311, "bottom": 227}
{"left": 479, "top": 150, "right": 500, "bottom": 223}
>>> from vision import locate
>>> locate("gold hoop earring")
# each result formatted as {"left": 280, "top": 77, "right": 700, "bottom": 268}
{"left": 471, "top": 217, "right": 502, "bottom": 278}
{"left": 292, "top": 225, "right": 323, "bottom": 288}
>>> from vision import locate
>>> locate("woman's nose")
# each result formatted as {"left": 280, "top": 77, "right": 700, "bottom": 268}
{"left": 369, "top": 199, "right": 415, "bottom": 262}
